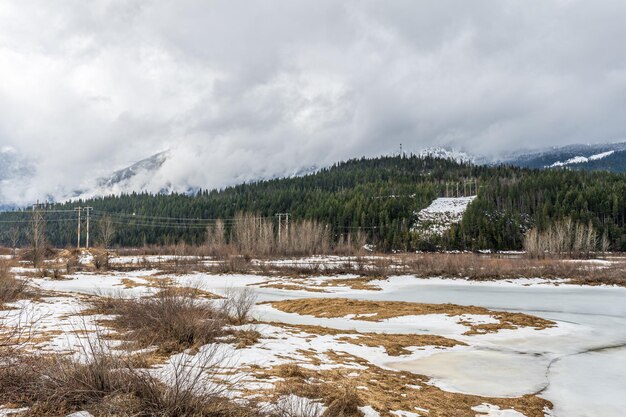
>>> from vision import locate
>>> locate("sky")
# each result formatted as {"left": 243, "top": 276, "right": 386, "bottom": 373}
{"left": 1, "top": 0, "right": 626, "bottom": 203}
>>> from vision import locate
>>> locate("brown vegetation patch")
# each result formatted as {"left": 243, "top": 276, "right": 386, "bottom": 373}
{"left": 321, "top": 277, "right": 383, "bottom": 291}
{"left": 269, "top": 298, "right": 555, "bottom": 335}
{"left": 95, "top": 250, "right": 626, "bottom": 287}
{"left": 0, "top": 346, "right": 257, "bottom": 417}
{"left": 231, "top": 329, "right": 262, "bottom": 349}
{"left": 249, "top": 352, "right": 551, "bottom": 417}
{"left": 0, "top": 261, "right": 32, "bottom": 307}
{"left": 89, "top": 287, "right": 226, "bottom": 354}
{"left": 271, "top": 323, "right": 465, "bottom": 356}
{"left": 260, "top": 282, "right": 329, "bottom": 293}
{"left": 118, "top": 275, "right": 175, "bottom": 289}
{"left": 151, "top": 286, "right": 223, "bottom": 300}
{"left": 90, "top": 285, "right": 256, "bottom": 355}
{"left": 337, "top": 333, "right": 463, "bottom": 356}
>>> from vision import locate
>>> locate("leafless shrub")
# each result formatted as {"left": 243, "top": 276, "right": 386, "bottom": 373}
{"left": 65, "top": 254, "right": 80, "bottom": 273}
{"left": 205, "top": 255, "right": 252, "bottom": 275}
{"left": 322, "top": 386, "right": 361, "bottom": 417}
{"left": 274, "top": 394, "right": 325, "bottom": 417}
{"left": 0, "top": 261, "right": 27, "bottom": 304}
{"left": 223, "top": 287, "right": 258, "bottom": 325}
{"left": 10, "top": 327, "right": 256, "bottom": 417}
{"left": 140, "top": 256, "right": 153, "bottom": 269}
{"left": 0, "top": 305, "right": 41, "bottom": 408}
{"left": 50, "top": 268, "right": 65, "bottom": 280}
{"left": 92, "top": 284, "right": 226, "bottom": 354}
{"left": 93, "top": 251, "right": 110, "bottom": 271}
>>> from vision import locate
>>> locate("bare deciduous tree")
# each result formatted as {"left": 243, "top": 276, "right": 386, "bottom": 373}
{"left": 223, "top": 287, "right": 258, "bottom": 325}
{"left": 8, "top": 226, "right": 20, "bottom": 259}
{"left": 98, "top": 215, "right": 116, "bottom": 248}
{"left": 205, "top": 219, "right": 226, "bottom": 252}
{"left": 524, "top": 218, "right": 598, "bottom": 259}
{"left": 30, "top": 209, "right": 46, "bottom": 267}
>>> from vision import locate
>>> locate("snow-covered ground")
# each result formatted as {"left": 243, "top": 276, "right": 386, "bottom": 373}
{"left": 4, "top": 264, "right": 626, "bottom": 416}
{"left": 412, "top": 196, "right": 476, "bottom": 236}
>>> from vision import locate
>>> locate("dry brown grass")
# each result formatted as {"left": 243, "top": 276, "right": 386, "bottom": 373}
{"left": 108, "top": 250, "right": 626, "bottom": 288}
{"left": 231, "top": 329, "right": 262, "bottom": 349}
{"left": 397, "top": 253, "right": 626, "bottom": 285}
{"left": 152, "top": 286, "right": 223, "bottom": 300}
{"left": 272, "top": 323, "right": 465, "bottom": 356}
{"left": 251, "top": 352, "right": 551, "bottom": 417}
{"left": 0, "top": 337, "right": 258, "bottom": 417}
{"left": 118, "top": 275, "right": 185, "bottom": 290}
{"left": 320, "top": 277, "right": 382, "bottom": 291}
{"left": 337, "top": 333, "right": 463, "bottom": 356}
{"left": 260, "top": 283, "right": 330, "bottom": 293}
{"left": 268, "top": 298, "right": 555, "bottom": 335}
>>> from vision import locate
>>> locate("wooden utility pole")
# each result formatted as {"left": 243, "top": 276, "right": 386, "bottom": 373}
{"left": 75, "top": 207, "right": 81, "bottom": 249}
{"left": 31, "top": 201, "right": 46, "bottom": 267}
{"left": 84, "top": 207, "right": 93, "bottom": 249}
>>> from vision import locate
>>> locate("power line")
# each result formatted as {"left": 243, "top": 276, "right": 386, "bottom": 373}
{"left": 92, "top": 210, "right": 274, "bottom": 223}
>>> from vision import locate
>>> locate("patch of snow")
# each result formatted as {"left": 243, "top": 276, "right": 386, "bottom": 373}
{"left": 359, "top": 406, "right": 381, "bottom": 417}
{"left": 0, "top": 407, "right": 29, "bottom": 416}
{"left": 78, "top": 251, "right": 94, "bottom": 265}
{"left": 417, "top": 147, "right": 474, "bottom": 163}
{"left": 390, "top": 410, "right": 422, "bottom": 417}
{"left": 472, "top": 403, "right": 526, "bottom": 416}
{"left": 66, "top": 412, "right": 95, "bottom": 417}
{"left": 548, "top": 150, "right": 614, "bottom": 168}
{"left": 413, "top": 196, "right": 476, "bottom": 236}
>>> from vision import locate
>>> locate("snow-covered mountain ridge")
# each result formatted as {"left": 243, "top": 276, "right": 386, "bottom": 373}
{"left": 2, "top": 141, "right": 626, "bottom": 207}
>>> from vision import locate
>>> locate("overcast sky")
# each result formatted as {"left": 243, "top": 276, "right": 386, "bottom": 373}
{"left": 1, "top": 0, "right": 626, "bottom": 202}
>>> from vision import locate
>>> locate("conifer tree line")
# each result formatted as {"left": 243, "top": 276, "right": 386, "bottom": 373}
{"left": 0, "top": 155, "right": 625, "bottom": 251}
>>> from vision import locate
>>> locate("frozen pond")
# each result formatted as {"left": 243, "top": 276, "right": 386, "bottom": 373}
{"left": 253, "top": 277, "right": 626, "bottom": 417}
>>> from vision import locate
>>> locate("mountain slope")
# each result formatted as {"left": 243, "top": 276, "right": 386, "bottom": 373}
{"left": 502, "top": 142, "right": 626, "bottom": 172}
{"left": 2, "top": 154, "right": 624, "bottom": 252}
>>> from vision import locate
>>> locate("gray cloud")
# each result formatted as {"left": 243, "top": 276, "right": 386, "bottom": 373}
{"left": 1, "top": 0, "right": 626, "bottom": 203}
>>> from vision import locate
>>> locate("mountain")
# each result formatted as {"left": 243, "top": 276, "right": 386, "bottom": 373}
{"left": 68, "top": 151, "right": 174, "bottom": 200}
{"left": 4, "top": 141, "right": 626, "bottom": 208}
{"left": 7, "top": 154, "right": 625, "bottom": 252}
{"left": 416, "top": 146, "right": 476, "bottom": 164}
{"left": 97, "top": 151, "right": 170, "bottom": 194}
{"left": 75, "top": 150, "right": 321, "bottom": 200}
{"left": 501, "top": 142, "right": 626, "bottom": 172}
